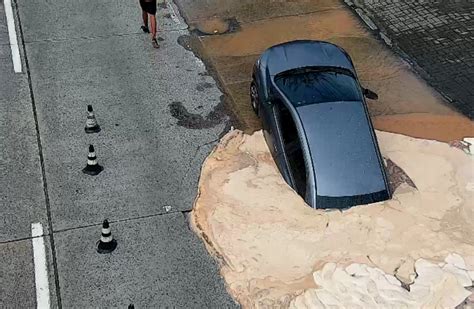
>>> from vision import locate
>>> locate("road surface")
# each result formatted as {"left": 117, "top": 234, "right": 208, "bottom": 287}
{"left": 0, "top": 0, "right": 237, "bottom": 307}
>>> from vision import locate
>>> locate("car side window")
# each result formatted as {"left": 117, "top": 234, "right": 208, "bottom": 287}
{"left": 275, "top": 101, "right": 308, "bottom": 199}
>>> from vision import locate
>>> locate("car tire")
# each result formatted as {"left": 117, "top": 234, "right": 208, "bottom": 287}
{"left": 250, "top": 81, "right": 259, "bottom": 116}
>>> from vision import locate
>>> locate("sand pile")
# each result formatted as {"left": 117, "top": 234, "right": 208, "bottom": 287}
{"left": 192, "top": 130, "right": 474, "bottom": 308}
{"left": 291, "top": 256, "right": 472, "bottom": 308}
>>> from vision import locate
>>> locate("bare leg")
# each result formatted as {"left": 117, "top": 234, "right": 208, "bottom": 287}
{"left": 150, "top": 14, "right": 159, "bottom": 48}
{"left": 150, "top": 14, "right": 157, "bottom": 40}
{"left": 142, "top": 10, "right": 148, "bottom": 27}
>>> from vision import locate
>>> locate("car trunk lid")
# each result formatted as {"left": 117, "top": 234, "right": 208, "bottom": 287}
{"left": 297, "top": 101, "right": 388, "bottom": 202}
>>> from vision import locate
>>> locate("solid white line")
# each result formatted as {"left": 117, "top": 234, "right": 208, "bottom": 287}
{"left": 165, "top": 0, "right": 181, "bottom": 25}
{"left": 4, "top": 0, "right": 22, "bottom": 73}
{"left": 31, "top": 223, "right": 51, "bottom": 309}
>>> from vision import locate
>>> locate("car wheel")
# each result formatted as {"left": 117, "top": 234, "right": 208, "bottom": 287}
{"left": 250, "top": 81, "right": 259, "bottom": 116}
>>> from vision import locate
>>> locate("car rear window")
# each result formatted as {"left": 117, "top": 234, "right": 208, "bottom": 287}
{"left": 274, "top": 69, "right": 362, "bottom": 106}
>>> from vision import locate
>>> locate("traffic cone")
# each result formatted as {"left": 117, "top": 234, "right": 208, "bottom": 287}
{"left": 97, "top": 219, "right": 117, "bottom": 254}
{"left": 85, "top": 105, "right": 101, "bottom": 133}
{"left": 82, "top": 145, "right": 103, "bottom": 176}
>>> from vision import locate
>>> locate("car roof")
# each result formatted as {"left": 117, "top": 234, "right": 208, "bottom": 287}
{"left": 296, "top": 101, "right": 388, "bottom": 199}
{"left": 260, "top": 40, "right": 356, "bottom": 77}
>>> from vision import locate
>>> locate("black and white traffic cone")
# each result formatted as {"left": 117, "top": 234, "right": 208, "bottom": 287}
{"left": 85, "top": 105, "right": 101, "bottom": 133}
{"left": 97, "top": 219, "right": 117, "bottom": 254}
{"left": 82, "top": 145, "right": 104, "bottom": 176}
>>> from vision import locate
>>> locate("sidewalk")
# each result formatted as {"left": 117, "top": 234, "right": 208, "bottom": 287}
{"left": 347, "top": 0, "right": 474, "bottom": 119}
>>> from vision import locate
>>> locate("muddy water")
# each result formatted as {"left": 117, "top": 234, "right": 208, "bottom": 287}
{"left": 194, "top": 17, "right": 231, "bottom": 35}
{"left": 179, "top": 0, "right": 473, "bottom": 140}
{"left": 374, "top": 113, "right": 474, "bottom": 142}
{"left": 177, "top": 0, "right": 343, "bottom": 24}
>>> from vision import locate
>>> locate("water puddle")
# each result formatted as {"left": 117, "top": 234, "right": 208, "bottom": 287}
{"left": 191, "top": 17, "right": 240, "bottom": 35}
{"left": 169, "top": 99, "right": 226, "bottom": 129}
{"left": 184, "top": 2, "right": 467, "bottom": 140}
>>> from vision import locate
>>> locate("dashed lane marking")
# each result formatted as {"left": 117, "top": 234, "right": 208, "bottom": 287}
{"left": 31, "top": 223, "right": 51, "bottom": 309}
{"left": 4, "top": 0, "right": 22, "bottom": 72}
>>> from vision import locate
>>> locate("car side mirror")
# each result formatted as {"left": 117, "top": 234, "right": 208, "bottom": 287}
{"left": 363, "top": 88, "right": 379, "bottom": 100}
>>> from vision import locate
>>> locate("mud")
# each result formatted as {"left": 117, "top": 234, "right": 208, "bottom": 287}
{"left": 191, "top": 129, "right": 474, "bottom": 307}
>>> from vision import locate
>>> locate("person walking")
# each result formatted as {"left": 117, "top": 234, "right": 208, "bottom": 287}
{"left": 139, "top": 0, "right": 159, "bottom": 48}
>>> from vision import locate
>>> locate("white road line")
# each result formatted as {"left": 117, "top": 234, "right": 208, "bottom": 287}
{"left": 165, "top": 0, "right": 181, "bottom": 25}
{"left": 31, "top": 223, "right": 51, "bottom": 309}
{"left": 4, "top": 0, "right": 22, "bottom": 73}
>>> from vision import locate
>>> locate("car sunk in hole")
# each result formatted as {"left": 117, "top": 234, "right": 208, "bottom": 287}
{"left": 250, "top": 40, "right": 390, "bottom": 209}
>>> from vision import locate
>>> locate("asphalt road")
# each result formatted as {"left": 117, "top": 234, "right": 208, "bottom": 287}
{"left": 1, "top": 0, "right": 237, "bottom": 307}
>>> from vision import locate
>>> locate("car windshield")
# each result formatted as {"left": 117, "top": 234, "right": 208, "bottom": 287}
{"left": 274, "top": 68, "right": 362, "bottom": 106}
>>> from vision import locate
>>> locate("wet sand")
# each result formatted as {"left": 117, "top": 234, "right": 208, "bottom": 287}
{"left": 192, "top": 129, "right": 474, "bottom": 307}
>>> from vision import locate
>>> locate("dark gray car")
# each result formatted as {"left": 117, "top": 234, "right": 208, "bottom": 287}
{"left": 250, "top": 40, "right": 390, "bottom": 209}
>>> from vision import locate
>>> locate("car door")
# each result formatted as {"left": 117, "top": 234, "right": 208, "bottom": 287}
{"left": 271, "top": 100, "right": 296, "bottom": 188}
{"left": 260, "top": 96, "right": 280, "bottom": 159}
{"left": 274, "top": 101, "right": 311, "bottom": 202}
